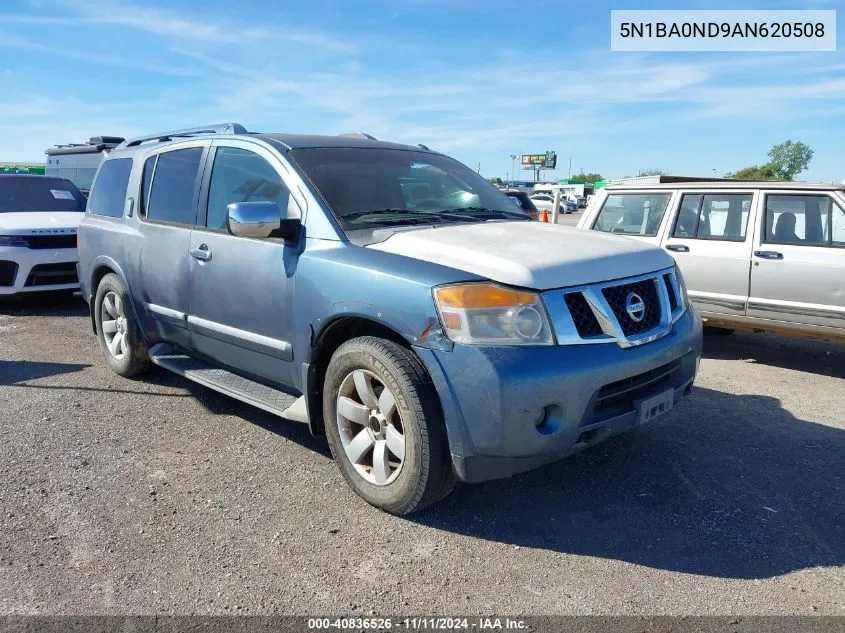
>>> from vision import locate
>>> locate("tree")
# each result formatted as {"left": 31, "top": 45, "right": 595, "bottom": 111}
{"left": 637, "top": 168, "right": 670, "bottom": 177}
{"left": 487, "top": 177, "right": 503, "bottom": 186}
{"left": 732, "top": 164, "right": 781, "bottom": 180}
{"left": 729, "top": 140, "right": 814, "bottom": 181}
{"left": 570, "top": 172, "right": 603, "bottom": 183}
{"left": 767, "top": 140, "right": 813, "bottom": 181}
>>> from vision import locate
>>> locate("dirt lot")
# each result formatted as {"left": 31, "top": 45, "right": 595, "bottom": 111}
{"left": 1, "top": 295, "right": 843, "bottom": 615}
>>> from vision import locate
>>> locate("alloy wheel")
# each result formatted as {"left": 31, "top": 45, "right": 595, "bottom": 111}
{"left": 336, "top": 369, "right": 406, "bottom": 486}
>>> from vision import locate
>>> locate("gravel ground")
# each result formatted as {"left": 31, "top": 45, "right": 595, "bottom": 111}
{"left": 0, "top": 295, "right": 843, "bottom": 616}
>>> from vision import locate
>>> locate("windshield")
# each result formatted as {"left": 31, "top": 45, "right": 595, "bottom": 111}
{"left": 593, "top": 193, "right": 672, "bottom": 236}
{"left": 289, "top": 148, "right": 531, "bottom": 230}
{"left": 0, "top": 176, "right": 87, "bottom": 213}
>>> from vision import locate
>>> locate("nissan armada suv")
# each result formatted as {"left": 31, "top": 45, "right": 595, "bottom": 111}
{"left": 77, "top": 124, "right": 702, "bottom": 515}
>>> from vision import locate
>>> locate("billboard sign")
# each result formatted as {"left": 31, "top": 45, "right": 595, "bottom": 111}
{"left": 521, "top": 151, "right": 557, "bottom": 170}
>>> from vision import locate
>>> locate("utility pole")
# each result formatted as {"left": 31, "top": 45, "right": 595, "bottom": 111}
{"left": 568, "top": 156, "right": 572, "bottom": 180}
{"left": 510, "top": 154, "right": 517, "bottom": 186}
{"left": 477, "top": 162, "right": 481, "bottom": 174}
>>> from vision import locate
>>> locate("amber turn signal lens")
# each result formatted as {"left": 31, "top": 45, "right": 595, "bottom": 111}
{"left": 434, "top": 284, "right": 536, "bottom": 309}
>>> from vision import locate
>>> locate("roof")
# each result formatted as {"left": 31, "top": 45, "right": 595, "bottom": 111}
{"left": 605, "top": 181, "right": 845, "bottom": 191}
{"left": 261, "top": 133, "right": 435, "bottom": 152}
{"left": 105, "top": 122, "right": 437, "bottom": 157}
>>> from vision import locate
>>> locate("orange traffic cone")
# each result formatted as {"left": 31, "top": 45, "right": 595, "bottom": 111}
{"left": 541, "top": 209, "right": 549, "bottom": 223}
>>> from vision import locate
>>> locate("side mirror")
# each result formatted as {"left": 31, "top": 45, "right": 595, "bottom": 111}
{"left": 227, "top": 201, "right": 300, "bottom": 241}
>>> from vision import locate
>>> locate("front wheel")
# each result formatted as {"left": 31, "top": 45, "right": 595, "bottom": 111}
{"left": 323, "top": 337, "right": 455, "bottom": 515}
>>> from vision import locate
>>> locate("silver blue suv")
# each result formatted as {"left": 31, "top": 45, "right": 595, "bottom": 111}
{"left": 77, "top": 124, "right": 702, "bottom": 514}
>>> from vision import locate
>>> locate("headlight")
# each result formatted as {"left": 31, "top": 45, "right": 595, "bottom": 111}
{"left": 674, "top": 266, "right": 690, "bottom": 308}
{"left": 0, "top": 235, "right": 28, "bottom": 247}
{"left": 433, "top": 282, "right": 554, "bottom": 346}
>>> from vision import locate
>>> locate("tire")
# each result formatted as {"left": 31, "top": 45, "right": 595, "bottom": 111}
{"left": 94, "top": 273, "right": 151, "bottom": 378}
{"left": 323, "top": 336, "right": 455, "bottom": 515}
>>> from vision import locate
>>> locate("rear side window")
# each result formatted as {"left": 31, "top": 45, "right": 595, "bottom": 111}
{"left": 88, "top": 159, "right": 132, "bottom": 217}
{"left": 146, "top": 147, "right": 203, "bottom": 226}
{"left": 0, "top": 175, "right": 87, "bottom": 213}
{"left": 593, "top": 193, "right": 671, "bottom": 236}
{"left": 673, "top": 193, "right": 751, "bottom": 241}
{"left": 764, "top": 194, "right": 841, "bottom": 247}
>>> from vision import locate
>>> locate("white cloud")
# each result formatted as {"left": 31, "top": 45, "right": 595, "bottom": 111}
{"left": 0, "top": 0, "right": 354, "bottom": 52}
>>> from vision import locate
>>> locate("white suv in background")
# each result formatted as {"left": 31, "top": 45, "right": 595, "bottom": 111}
{"left": 0, "top": 175, "right": 87, "bottom": 298}
{"left": 579, "top": 181, "right": 845, "bottom": 343}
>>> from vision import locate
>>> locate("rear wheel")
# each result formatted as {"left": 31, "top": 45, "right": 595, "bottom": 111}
{"left": 323, "top": 336, "right": 455, "bottom": 515}
{"left": 94, "top": 273, "right": 151, "bottom": 378}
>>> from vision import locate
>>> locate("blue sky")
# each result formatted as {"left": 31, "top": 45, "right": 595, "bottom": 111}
{"left": 1, "top": 0, "right": 843, "bottom": 182}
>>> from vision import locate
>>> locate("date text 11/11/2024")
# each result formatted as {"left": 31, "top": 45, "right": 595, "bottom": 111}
{"left": 307, "top": 617, "right": 529, "bottom": 630}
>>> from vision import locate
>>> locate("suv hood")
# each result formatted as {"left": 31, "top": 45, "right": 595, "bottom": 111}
{"left": 0, "top": 211, "right": 84, "bottom": 233}
{"left": 366, "top": 221, "right": 673, "bottom": 290}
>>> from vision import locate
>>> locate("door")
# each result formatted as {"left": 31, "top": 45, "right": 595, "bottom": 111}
{"left": 187, "top": 140, "right": 304, "bottom": 389}
{"left": 136, "top": 143, "right": 207, "bottom": 348}
{"left": 660, "top": 191, "right": 755, "bottom": 317}
{"left": 748, "top": 191, "right": 845, "bottom": 330}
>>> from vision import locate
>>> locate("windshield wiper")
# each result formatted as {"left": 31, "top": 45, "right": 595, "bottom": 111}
{"left": 443, "top": 207, "right": 531, "bottom": 221}
{"left": 342, "top": 208, "right": 485, "bottom": 225}
{"left": 342, "top": 208, "right": 426, "bottom": 220}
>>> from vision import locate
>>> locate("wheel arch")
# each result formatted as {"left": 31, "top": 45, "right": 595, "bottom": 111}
{"left": 305, "top": 315, "right": 428, "bottom": 437}
{"left": 88, "top": 257, "right": 144, "bottom": 339}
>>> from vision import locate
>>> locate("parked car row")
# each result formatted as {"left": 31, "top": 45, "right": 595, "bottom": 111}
{"left": 528, "top": 192, "right": 578, "bottom": 214}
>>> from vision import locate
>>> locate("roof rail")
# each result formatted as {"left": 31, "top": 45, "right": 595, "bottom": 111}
{"left": 119, "top": 123, "right": 248, "bottom": 148}
{"left": 337, "top": 132, "right": 378, "bottom": 140}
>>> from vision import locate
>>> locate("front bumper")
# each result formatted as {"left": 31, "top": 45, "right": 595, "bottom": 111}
{"left": 416, "top": 306, "right": 702, "bottom": 483}
{"left": 0, "top": 246, "right": 79, "bottom": 296}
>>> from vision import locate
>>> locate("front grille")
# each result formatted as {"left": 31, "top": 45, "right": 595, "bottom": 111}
{"left": 601, "top": 279, "right": 661, "bottom": 336}
{"left": 25, "top": 234, "right": 77, "bottom": 249}
{"left": 0, "top": 260, "right": 17, "bottom": 286}
{"left": 590, "top": 359, "right": 682, "bottom": 421}
{"left": 663, "top": 273, "right": 679, "bottom": 312}
{"left": 24, "top": 263, "right": 78, "bottom": 287}
{"left": 564, "top": 292, "right": 603, "bottom": 337}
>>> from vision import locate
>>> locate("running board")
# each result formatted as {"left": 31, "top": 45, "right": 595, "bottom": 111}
{"left": 148, "top": 344, "right": 307, "bottom": 423}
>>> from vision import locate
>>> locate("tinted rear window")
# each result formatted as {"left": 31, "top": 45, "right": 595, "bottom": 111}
{"left": 88, "top": 158, "right": 133, "bottom": 217}
{"left": 0, "top": 176, "right": 86, "bottom": 213}
{"left": 146, "top": 148, "right": 203, "bottom": 225}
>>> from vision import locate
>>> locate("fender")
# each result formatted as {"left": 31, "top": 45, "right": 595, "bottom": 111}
{"left": 86, "top": 255, "right": 147, "bottom": 344}
{"left": 309, "top": 301, "right": 452, "bottom": 355}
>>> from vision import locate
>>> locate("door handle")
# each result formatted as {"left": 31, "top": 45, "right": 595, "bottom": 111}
{"left": 754, "top": 250, "right": 783, "bottom": 260}
{"left": 190, "top": 245, "right": 212, "bottom": 262}
{"left": 666, "top": 244, "right": 689, "bottom": 253}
